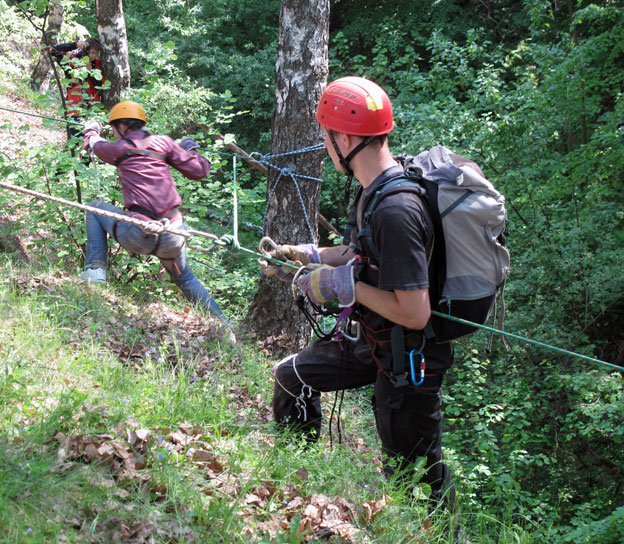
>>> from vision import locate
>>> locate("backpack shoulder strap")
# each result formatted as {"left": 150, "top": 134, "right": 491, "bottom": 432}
{"left": 356, "top": 175, "right": 427, "bottom": 265}
{"left": 115, "top": 134, "right": 169, "bottom": 166}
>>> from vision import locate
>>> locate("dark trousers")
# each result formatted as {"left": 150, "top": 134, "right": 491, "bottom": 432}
{"left": 271, "top": 336, "right": 455, "bottom": 505}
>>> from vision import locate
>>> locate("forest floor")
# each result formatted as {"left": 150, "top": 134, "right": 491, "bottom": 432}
{"left": 0, "top": 92, "right": 438, "bottom": 544}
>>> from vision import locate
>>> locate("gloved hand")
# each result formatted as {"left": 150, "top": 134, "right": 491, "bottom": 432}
{"left": 83, "top": 120, "right": 102, "bottom": 135}
{"left": 272, "top": 243, "right": 320, "bottom": 266}
{"left": 180, "top": 137, "right": 200, "bottom": 152}
{"left": 83, "top": 133, "right": 105, "bottom": 152}
{"left": 296, "top": 264, "right": 356, "bottom": 307}
{"left": 261, "top": 243, "right": 320, "bottom": 282}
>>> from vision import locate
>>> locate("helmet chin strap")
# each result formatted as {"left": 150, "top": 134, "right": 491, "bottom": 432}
{"left": 327, "top": 130, "right": 376, "bottom": 204}
{"left": 327, "top": 131, "right": 375, "bottom": 176}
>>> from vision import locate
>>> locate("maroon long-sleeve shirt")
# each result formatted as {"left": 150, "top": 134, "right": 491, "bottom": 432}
{"left": 91, "top": 129, "right": 211, "bottom": 216}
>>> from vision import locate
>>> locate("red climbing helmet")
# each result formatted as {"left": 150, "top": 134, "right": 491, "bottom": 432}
{"left": 316, "top": 76, "right": 394, "bottom": 136}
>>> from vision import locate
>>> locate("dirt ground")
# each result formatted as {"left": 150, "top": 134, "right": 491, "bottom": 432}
{"left": 0, "top": 91, "right": 65, "bottom": 160}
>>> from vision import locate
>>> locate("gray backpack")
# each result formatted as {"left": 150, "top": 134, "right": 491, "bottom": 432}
{"left": 356, "top": 145, "right": 510, "bottom": 343}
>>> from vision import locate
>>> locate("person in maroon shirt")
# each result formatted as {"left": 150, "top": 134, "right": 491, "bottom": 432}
{"left": 81, "top": 101, "right": 231, "bottom": 327}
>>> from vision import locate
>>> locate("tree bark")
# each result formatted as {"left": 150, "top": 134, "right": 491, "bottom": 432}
{"left": 242, "top": 0, "right": 329, "bottom": 351}
{"left": 30, "top": 0, "right": 63, "bottom": 93}
{"left": 95, "top": 0, "right": 131, "bottom": 107}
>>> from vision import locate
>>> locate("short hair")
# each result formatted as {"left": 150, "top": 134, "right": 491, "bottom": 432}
{"left": 111, "top": 118, "right": 147, "bottom": 132}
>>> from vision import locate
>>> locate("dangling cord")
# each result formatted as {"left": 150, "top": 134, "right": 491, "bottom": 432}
{"left": 328, "top": 309, "right": 354, "bottom": 448}
{"left": 329, "top": 344, "right": 349, "bottom": 448}
{"left": 295, "top": 295, "right": 340, "bottom": 341}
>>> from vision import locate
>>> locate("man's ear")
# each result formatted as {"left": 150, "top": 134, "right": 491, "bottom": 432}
{"left": 338, "top": 131, "right": 354, "bottom": 151}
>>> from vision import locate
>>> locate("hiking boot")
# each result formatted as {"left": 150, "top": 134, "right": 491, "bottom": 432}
{"left": 79, "top": 267, "right": 106, "bottom": 283}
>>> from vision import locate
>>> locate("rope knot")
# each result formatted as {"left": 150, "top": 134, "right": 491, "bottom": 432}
{"left": 141, "top": 220, "right": 165, "bottom": 235}
{"left": 220, "top": 234, "right": 240, "bottom": 250}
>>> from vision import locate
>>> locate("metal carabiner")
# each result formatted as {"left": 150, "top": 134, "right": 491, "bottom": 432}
{"left": 339, "top": 320, "right": 361, "bottom": 342}
{"left": 258, "top": 236, "right": 278, "bottom": 257}
{"left": 291, "top": 264, "right": 308, "bottom": 300}
{"left": 409, "top": 350, "right": 426, "bottom": 386}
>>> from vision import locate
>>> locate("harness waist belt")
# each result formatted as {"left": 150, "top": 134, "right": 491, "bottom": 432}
{"left": 127, "top": 205, "right": 180, "bottom": 221}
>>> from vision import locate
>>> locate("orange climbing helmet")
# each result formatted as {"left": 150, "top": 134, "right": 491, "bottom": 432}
{"left": 316, "top": 76, "right": 394, "bottom": 136}
{"left": 109, "top": 101, "right": 147, "bottom": 124}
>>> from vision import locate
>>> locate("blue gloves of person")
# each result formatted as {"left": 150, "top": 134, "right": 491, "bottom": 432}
{"left": 296, "top": 264, "right": 356, "bottom": 307}
{"left": 180, "top": 137, "right": 200, "bottom": 152}
{"left": 262, "top": 243, "right": 321, "bottom": 281}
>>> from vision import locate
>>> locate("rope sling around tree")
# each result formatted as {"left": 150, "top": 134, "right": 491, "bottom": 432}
{"left": 0, "top": 102, "right": 622, "bottom": 374}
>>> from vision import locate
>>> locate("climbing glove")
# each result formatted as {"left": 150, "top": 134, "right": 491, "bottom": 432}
{"left": 180, "top": 137, "right": 200, "bottom": 152}
{"left": 262, "top": 243, "right": 320, "bottom": 281}
{"left": 272, "top": 243, "right": 320, "bottom": 266}
{"left": 83, "top": 123, "right": 105, "bottom": 153}
{"left": 83, "top": 120, "right": 102, "bottom": 134}
{"left": 296, "top": 264, "right": 356, "bottom": 307}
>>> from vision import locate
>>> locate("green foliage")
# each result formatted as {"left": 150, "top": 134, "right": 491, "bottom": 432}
{"left": 2, "top": 0, "right": 624, "bottom": 541}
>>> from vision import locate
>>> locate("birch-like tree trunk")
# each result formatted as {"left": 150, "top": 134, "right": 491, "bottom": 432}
{"left": 95, "top": 0, "right": 130, "bottom": 107}
{"left": 243, "top": 0, "right": 330, "bottom": 351}
{"left": 30, "top": 0, "right": 63, "bottom": 93}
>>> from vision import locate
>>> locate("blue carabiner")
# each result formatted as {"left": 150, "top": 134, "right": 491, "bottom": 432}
{"left": 409, "top": 350, "right": 426, "bottom": 386}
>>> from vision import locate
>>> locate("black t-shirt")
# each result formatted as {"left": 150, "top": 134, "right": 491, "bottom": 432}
{"left": 352, "top": 166, "right": 453, "bottom": 372}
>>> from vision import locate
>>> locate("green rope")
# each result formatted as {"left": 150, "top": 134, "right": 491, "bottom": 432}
{"left": 0, "top": 106, "right": 82, "bottom": 125}
{"left": 431, "top": 311, "right": 624, "bottom": 372}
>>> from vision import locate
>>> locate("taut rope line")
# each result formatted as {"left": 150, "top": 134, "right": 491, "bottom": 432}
{"left": 0, "top": 106, "right": 83, "bottom": 125}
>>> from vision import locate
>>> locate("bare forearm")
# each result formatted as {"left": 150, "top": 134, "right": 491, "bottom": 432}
{"left": 317, "top": 244, "right": 355, "bottom": 266}
{"left": 355, "top": 282, "right": 431, "bottom": 330}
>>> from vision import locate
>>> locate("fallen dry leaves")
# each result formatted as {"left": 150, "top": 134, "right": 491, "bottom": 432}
{"left": 51, "top": 409, "right": 393, "bottom": 543}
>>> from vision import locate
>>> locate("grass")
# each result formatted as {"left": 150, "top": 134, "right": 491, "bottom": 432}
{"left": 0, "top": 252, "right": 539, "bottom": 544}
{"left": 0, "top": 51, "right": 543, "bottom": 543}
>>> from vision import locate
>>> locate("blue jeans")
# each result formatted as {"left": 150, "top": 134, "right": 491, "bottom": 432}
{"left": 84, "top": 201, "right": 229, "bottom": 323}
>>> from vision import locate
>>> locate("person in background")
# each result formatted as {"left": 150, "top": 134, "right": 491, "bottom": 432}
{"left": 50, "top": 38, "right": 105, "bottom": 138}
{"left": 263, "top": 77, "right": 464, "bottom": 541}
{"left": 81, "top": 100, "right": 234, "bottom": 338}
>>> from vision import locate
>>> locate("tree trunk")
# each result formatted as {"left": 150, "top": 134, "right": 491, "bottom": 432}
{"left": 95, "top": 0, "right": 131, "bottom": 107}
{"left": 30, "top": 0, "right": 63, "bottom": 93}
{"left": 243, "top": 0, "right": 329, "bottom": 351}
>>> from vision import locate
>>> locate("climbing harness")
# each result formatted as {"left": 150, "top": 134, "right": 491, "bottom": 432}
{"left": 115, "top": 135, "right": 170, "bottom": 166}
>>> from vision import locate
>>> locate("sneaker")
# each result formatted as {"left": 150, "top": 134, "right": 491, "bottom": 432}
{"left": 225, "top": 329, "right": 237, "bottom": 346}
{"left": 79, "top": 267, "right": 106, "bottom": 283}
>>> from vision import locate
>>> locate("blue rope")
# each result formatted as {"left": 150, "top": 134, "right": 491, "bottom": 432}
{"left": 259, "top": 143, "right": 326, "bottom": 161}
{"left": 262, "top": 168, "right": 316, "bottom": 242}
{"left": 257, "top": 143, "right": 326, "bottom": 243}
{"left": 259, "top": 158, "right": 324, "bottom": 183}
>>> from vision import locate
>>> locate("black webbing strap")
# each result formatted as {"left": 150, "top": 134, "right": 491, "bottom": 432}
{"left": 390, "top": 324, "right": 442, "bottom": 389}
{"left": 391, "top": 325, "right": 410, "bottom": 388}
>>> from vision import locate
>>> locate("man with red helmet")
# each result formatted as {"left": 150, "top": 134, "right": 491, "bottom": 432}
{"left": 266, "top": 77, "right": 461, "bottom": 538}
